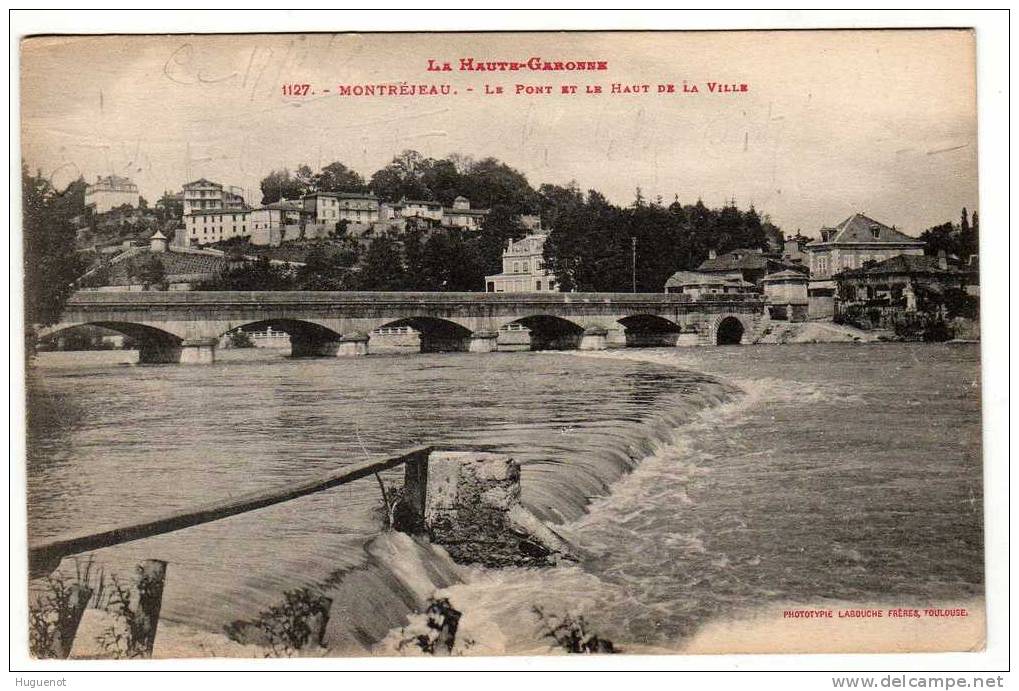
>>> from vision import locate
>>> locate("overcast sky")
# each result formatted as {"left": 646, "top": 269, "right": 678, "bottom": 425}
{"left": 20, "top": 30, "right": 977, "bottom": 237}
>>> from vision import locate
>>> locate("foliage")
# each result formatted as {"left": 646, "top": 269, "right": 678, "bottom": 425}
{"left": 28, "top": 557, "right": 100, "bottom": 658}
{"left": 22, "top": 164, "right": 87, "bottom": 326}
{"left": 135, "top": 255, "right": 166, "bottom": 289}
{"left": 227, "top": 329, "right": 255, "bottom": 348}
{"left": 225, "top": 588, "right": 332, "bottom": 657}
{"left": 920, "top": 208, "right": 979, "bottom": 262}
{"left": 396, "top": 598, "right": 470, "bottom": 655}
{"left": 199, "top": 256, "right": 296, "bottom": 290}
{"left": 95, "top": 575, "right": 151, "bottom": 659}
{"left": 373, "top": 475, "right": 406, "bottom": 531}
{"left": 532, "top": 606, "right": 618, "bottom": 654}
{"left": 260, "top": 166, "right": 314, "bottom": 205}
{"left": 314, "top": 162, "right": 367, "bottom": 194}
{"left": 544, "top": 189, "right": 774, "bottom": 293}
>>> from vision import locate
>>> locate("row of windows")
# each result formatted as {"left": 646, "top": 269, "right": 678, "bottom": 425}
{"left": 814, "top": 253, "right": 884, "bottom": 275}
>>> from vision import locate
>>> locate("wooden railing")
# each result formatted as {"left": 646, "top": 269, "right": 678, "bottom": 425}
{"left": 28, "top": 446, "right": 432, "bottom": 580}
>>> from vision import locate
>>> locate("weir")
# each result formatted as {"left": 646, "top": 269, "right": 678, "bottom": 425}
{"left": 28, "top": 446, "right": 573, "bottom": 656}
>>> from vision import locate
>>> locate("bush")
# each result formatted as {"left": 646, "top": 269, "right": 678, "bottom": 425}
{"left": 533, "top": 606, "right": 618, "bottom": 654}
{"left": 224, "top": 588, "right": 332, "bottom": 657}
{"left": 228, "top": 330, "right": 255, "bottom": 348}
{"left": 29, "top": 558, "right": 101, "bottom": 658}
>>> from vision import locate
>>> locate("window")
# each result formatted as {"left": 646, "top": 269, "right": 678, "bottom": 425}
{"left": 513, "top": 261, "right": 519, "bottom": 273}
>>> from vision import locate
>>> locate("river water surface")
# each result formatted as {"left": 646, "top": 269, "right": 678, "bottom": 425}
{"left": 27, "top": 343, "right": 983, "bottom": 654}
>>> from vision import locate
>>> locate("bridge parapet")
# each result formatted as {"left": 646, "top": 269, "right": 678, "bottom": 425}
{"left": 49, "top": 290, "right": 767, "bottom": 361}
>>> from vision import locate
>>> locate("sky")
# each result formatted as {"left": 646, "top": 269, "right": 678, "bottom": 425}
{"left": 20, "top": 30, "right": 977, "bottom": 237}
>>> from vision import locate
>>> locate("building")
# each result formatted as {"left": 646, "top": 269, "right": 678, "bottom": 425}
{"left": 155, "top": 191, "right": 185, "bottom": 219}
{"left": 782, "top": 233, "right": 811, "bottom": 267}
{"left": 761, "top": 270, "right": 809, "bottom": 321}
{"left": 442, "top": 196, "right": 489, "bottom": 229}
{"left": 485, "top": 232, "right": 558, "bottom": 293}
{"left": 805, "top": 213, "right": 925, "bottom": 319}
{"left": 664, "top": 271, "right": 756, "bottom": 299}
{"left": 833, "top": 253, "right": 971, "bottom": 313}
{"left": 250, "top": 201, "right": 308, "bottom": 247}
{"left": 182, "top": 178, "right": 246, "bottom": 215}
{"left": 185, "top": 208, "right": 252, "bottom": 245}
{"left": 697, "top": 247, "right": 807, "bottom": 286}
{"left": 85, "top": 175, "right": 140, "bottom": 214}
{"left": 303, "top": 192, "right": 381, "bottom": 225}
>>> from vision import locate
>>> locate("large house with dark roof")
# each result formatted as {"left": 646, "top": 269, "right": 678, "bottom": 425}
{"left": 805, "top": 213, "right": 925, "bottom": 318}
{"left": 696, "top": 247, "right": 807, "bottom": 286}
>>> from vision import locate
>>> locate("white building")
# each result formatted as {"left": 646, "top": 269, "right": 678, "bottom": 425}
{"left": 182, "top": 178, "right": 246, "bottom": 215}
{"left": 185, "top": 209, "right": 252, "bottom": 245}
{"left": 250, "top": 201, "right": 307, "bottom": 246}
{"left": 302, "top": 192, "right": 380, "bottom": 225}
{"left": 442, "top": 196, "right": 489, "bottom": 229}
{"left": 485, "top": 231, "right": 558, "bottom": 293}
{"left": 85, "top": 175, "right": 140, "bottom": 214}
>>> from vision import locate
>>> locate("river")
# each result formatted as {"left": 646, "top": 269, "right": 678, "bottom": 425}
{"left": 26, "top": 342, "right": 983, "bottom": 655}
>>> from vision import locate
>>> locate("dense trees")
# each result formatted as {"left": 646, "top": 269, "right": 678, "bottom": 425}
{"left": 920, "top": 208, "right": 979, "bottom": 262}
{"left": 542, "top": 189, "right": 777, "bottom": 293}
{"left": 22, "top": 164, "right": 86, "bottom": 326}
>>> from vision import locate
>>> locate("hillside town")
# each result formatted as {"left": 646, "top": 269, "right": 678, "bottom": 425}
{"left": 28, "top": 155, "right": 980, "bottom": 348}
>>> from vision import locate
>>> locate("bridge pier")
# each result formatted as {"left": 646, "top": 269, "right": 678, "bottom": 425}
{"left": 179, "top": 338, "right": 217, "bottom": 365}
{"left": 337, "top": 332, "right": 370, "bottom": 357}
{"left": 290, "top": 335, "right": 340, "bottom": 357}
{"left": 579, "top": 325, "right": 609, "bottom": 351}
{"left": 467, "top": 330, "right": 499, "bottom": 353}
{"left": 138, "top": 342, "right": 183, "bottom": 364}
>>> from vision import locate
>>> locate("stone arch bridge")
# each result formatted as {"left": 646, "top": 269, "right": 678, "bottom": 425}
{"left": 40, "top": 291, "right": 766, "bottom": 364}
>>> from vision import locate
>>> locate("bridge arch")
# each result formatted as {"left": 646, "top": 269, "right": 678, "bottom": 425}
{"left": 710, "top": 314, "right": 753, "bottom": 345}
{"left": 617, "top": 314, "right": 682, "bottom": 347}
{"left": 36, "top": 321, "right": 186, "bottom": 363}
{"left": 373, "top": 317, "right": 474, "bottom": 353}
{"left": 501, "top": 315, "right": 586, "bottom": 351}
{"left": 221, "top": 318, "right": 346, "bottom": 357}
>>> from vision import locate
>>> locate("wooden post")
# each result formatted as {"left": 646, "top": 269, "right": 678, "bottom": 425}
{"left": 49, "top": 583, "right": 92, "bottom": 659}
{"left": 130, "top": 560, "right": 167, "bottom": 657}
{"left": 393, "top": 449, "right": 429, "bottom": 535}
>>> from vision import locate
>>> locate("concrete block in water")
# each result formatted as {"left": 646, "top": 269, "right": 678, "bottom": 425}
{"left": 405, "top": 451, "right": 578, "bottom": 567}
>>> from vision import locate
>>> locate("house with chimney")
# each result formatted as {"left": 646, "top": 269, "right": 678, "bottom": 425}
{"left": 805, "top": 213, "right": 925, "bottom": 319}
{"left": 696, "top": 247, "right": 807, "bottom": 286}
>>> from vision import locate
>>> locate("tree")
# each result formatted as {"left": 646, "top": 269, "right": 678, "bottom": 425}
{"left": 137, "top": 255, "right": 166, "bottom": 289}
{"left": 199, "top": 256, "right": 295, "bottom": 290}
{"left": 353, "top": 234, "right": 408, "bottom": 290}
{"left": 369, "top": 150, "right": 432, "bottom": 202}
{"left": 22, "top": 164, "right": 86, "bottom": 327}
{"left": 260, "top": 168, "right": 312, "bottom": 204}
{"left": 314, "top": 162, "right": 367, "bottom": 194}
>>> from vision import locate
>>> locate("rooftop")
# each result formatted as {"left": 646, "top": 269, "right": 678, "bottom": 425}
{"left": 698, "top": 249, "right": 806, "bottom": 274}
{"left": 837, "top": 254, "right": 971, "bottom": 278}
{"left": 664, "top": 271, "right": 734, "bottom": 288}
{"left": 807, "top": 213, "right": 923, "bottom": 247}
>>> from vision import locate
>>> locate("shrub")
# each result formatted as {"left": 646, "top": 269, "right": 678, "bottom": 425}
{"left": 225, "top": 588, "right": 332, "bottom": 657}
{"left": 28, "top": 558, "right": 98, "bottom": 658}
{"left": 228, "top": 329, "right": 255, "bottom": 348}
{"left": 533, "top": 606, "right": 618, "bottom": 654}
